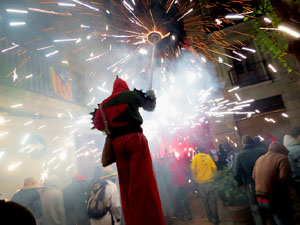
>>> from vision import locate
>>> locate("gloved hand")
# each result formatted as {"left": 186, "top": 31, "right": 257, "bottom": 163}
{"left": 146, "top": 90, "right": 156, "bottom": 99}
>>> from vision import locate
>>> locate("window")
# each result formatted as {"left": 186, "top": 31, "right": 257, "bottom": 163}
{"left": 228, "top": 44, "right": 272, "bottom": 87}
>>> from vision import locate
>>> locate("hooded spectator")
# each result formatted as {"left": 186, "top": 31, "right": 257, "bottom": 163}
{"left": 88, "top": 167, "right": 121, "bottom": 225}
{"left": 191, "top": 146, "right": 219, "bottom": 225}
{"left": 222, "top": 142, "right": 235, "bottom": 168}
{"left": 254, "top": 136, "right": 267, "bottom": 150}
{"left": 234, "top": 136, "right": 266, "bottom": 225}
{"left": 63, "top": 175, "right": 89, "bottom": 225}
{"left": 217, "top": 144, "right": 227, "bottom": 170}
{"left": 284, "top": 134, "right": 300, "bottom": 198}
{"left": 11, "top": 177, "right": 43, "bottom": 222}
{"left": 0, "top": 200, "right": 36, "bottom": 225}
{"left": 253, "top": 142, "right": 293, "bottom": 225}
{"left": 40, "top": 176, "right": 65, "bottom": 225}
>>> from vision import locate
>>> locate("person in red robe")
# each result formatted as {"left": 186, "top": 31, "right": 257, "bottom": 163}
{"left": 92, "top": 77, "right": 165, "bottom": 225}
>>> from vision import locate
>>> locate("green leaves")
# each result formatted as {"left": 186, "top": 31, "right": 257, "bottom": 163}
{"left": 212, "top": 168, "right": 248, "bottom": 206}
{"left": 251, "top": 0, "right": 291, "bottom": 72}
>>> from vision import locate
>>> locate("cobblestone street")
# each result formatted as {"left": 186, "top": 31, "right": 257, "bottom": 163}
{"left": 172, "top": 196, "right": 233, "bottom": 225}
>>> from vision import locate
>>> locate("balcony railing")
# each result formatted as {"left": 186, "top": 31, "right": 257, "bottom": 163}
{"left": 228, "top": 60, "right": 272, "bottom": 87}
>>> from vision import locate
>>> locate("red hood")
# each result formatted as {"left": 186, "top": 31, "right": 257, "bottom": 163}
{"left": 113, "top": 78, "right": 129, "bottom": 94}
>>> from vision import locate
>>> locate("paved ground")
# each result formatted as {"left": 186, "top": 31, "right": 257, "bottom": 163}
{"left": 172, "top": 196, "right": 233, "bottom": 225}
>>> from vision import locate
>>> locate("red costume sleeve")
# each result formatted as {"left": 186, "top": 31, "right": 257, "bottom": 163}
{"left": 93, "top": 108, "right": 105, "bottom": 131}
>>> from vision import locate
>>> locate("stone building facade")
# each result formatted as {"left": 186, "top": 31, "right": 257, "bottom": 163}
{"left": 208, "top": 19, "right": 300, "bottom": 149}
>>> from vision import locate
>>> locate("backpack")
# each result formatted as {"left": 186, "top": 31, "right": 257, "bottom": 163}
{"left": 87, "top": 180, "right": 109, "bottom": 219}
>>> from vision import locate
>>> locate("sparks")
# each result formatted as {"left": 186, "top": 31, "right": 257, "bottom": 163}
{"left": 233, "top": 51, "right": 247, "bottom": 59}
{"left": 25, "top": 74, "right": 33, "bottom": 79}
{"left": 1, "top": 43, "right": 19, "bottom": 53}
{"left": 37, "top": 45, "right": 54, "bottom": 51}
{"left": 6, "top": 9, "right": 28, "bottom": 14}
{"left": 72, "top": 0, "right": 99, "bottom": 11}
{"left": 278, "top": 25, "right": 300, "bottom": 38}
{"left": 225, "top": 14, "right": 244, "bottom": 20}
{"left": 8, "top": 162, "right": 22, "bottom": 171}
{"left": 54, "top": 39, "right": 78, "bottom": 42}
{"left": 268, "top": 64, "right": 277, "bottom": 73}
{"left": 24, "top": 120, "right": 34, "bottom": 126}
{"left": 58, "top": 2, "right": 76, "bottom": 7}
{"left": 13, "top": 68, "right": 18, "bottom": 82}
{"left": 264, "top": 17, "right": 272, "bottom": 23}
{"left": 45, "top": 50, "right": 59, "bottom": 57}
{"left": 242, "top": 47, "right": 256, "bottom": 53}
{"left": 177, "top": 8, "right": 193, "bottom": 21}
{"left": 10, "top": 104, "right": 23, "bottom": 108}
{"left": 0, "top": 131, "right": 9, "bottom": 138}
{"left": 235, "top": 93, "right": 241, "bottom": 101}
{"left": 228, "top": 86, "right": 240, "bottom": 92}
{"left": 9, "top": 22, "right": 26, "bottom": 26}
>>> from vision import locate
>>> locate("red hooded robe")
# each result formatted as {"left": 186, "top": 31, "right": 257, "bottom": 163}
{"left": 92, "top": 78, "right": 165, "bottom": 225}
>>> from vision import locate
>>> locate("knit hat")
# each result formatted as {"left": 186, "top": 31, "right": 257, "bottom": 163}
{"left": 21, "top": 177, "right": 43, "bottom": 189}
{"left": 196, "top": 146, "right": 206, "bottom": 154}
{"left": 283, "top": 135, "right": 300, "bottom": 148}
{"left": 269, "top": 141, "right": 289, "bottom": 156}
{"left": 101, "top": 167, "right": 117, "bottom": 180}
{"left": 242, "top": 135, "right": 255, "bottom": 147}
{"left": 222, "top": 142, "right": 234, "bottom": 151}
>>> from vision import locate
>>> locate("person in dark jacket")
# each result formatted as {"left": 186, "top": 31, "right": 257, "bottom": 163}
{"left": 222, "top": 142, "right": 235, "bottom": 168}
{"left": 63, "top": 175, "right": 89, "bottom": 225}
{"left": 11, "top": 177, "right": 43, "bottom": 222}
{"left": 234, "top": 136, "right": 266, "bottom": 225}
{"left": 284, "top": 134, "right": 300, "bottom": 198}
{"left": 254, "top": 136, "right": 267, "bottom": 150}
{"left": 216, "top": 144, "right": 227, "bottom": 170}
{"left": 253, "top": 141, "right": 293, "bottom": 225}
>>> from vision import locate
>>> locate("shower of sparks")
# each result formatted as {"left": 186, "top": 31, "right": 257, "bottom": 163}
{"left": 0, "top": 0, "right": 266, "bottom": 180}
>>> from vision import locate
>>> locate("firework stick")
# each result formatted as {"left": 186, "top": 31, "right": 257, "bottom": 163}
{"left": 149, "top": 43, "right": 157, "bottom": 90}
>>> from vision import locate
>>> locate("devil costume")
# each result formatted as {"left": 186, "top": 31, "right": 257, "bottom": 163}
{"left": 91, "top": 78, "right": 165, "bottom": 225}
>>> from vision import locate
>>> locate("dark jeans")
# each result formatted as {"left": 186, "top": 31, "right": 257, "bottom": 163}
{"left": 293, "top": 181, "right": 300, "bottom": 200}
{"left": 198, "top": 182, "right": 219, "bottom": 224}
{"left": 257, "top": 194, "right": 294, "bottom": 225}
{"left": 174, "top": 186, "right": 191, "bottom": 218}
{"left": 246, "top": 183, "right": 265, "bottom": 225}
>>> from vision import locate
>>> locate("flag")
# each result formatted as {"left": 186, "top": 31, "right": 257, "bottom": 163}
{"left": 50, "top": 67, "right": 73, "bottom": 101}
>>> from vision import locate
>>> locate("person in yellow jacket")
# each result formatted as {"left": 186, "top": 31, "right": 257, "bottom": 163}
{"left": 191, "top": 146, "right": 219, "bottom": 225}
